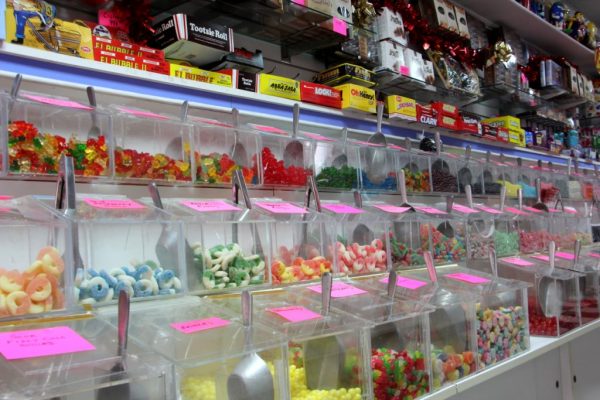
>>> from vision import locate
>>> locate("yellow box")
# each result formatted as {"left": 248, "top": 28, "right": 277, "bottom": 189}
{"left": 170, "top": 64, "right": 232, "bottom": 88}
{"left": 386, "top": 95, "right": 417, "bottom": 121}
{"left": 335, "top": 83, "right": 376, "bottom": 113}
{"left": 481, "top": 115, "right": 521, "bottom": 131}
{"left": 258, "top": 74, "right": 301, "bottom": 101}
{"left": 5, "top": 2, "right": 93, "bottom": 60}
{"left": 508, "top": 128, "right": 525, "bottom": 147}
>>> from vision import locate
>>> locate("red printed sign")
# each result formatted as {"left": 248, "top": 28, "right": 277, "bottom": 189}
{"left": 0, "top": 326, "right": 95, "bottom": 360}
{"left": 170, "top": 317, "right": 231, "bottom": 334}
{"left": 98, "top": 9, "right": 130, "bottom": 32}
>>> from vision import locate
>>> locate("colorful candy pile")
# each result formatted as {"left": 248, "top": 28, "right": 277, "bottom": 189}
{"left": 493, "top": 230, "right": 520, "bottom": 257}
{"left": 580, "top": 298, "right": 599, "bottom": 324}
{"left": 431, "top": 169, "right": 457, "bottom": 193}
{"left": 549, "top": 232, "right": 593, "bottom": 249}
{"left": 517, "top": 181, "right": 536, "bottom": 198}
{"left": 498, "top": 180, "right": 520, "bottom": 197}
{"left": 476, "top": 305, "right": 527, "bottom": 369}
{"left": 8, "top": 121, "right": 108, "bottom": 176}
{"left": 289, "top": 364, "right": 362, "bottom": 400}
{"left": 0, "top": 246, "right": 65, "bottom": 317}
{"left": 271, "top": 257, "right": 332, "bottom": 284}
{"left": 74, "top": 262, "right": 182, "bottom": 305}
{"left": 403, "top": 168, "right": 430, "bottom": 192}
{"left": 389, "top": 234, "right": 425, "bottom": 267}
{"left": 195, "top": 152, "right": 254, "bottom": 184}
{"left": 315, "top": 165, "right": 358, "bottom": 189}
{"left": 114, "top": 147, "right": 191, "bottom": 181}
{"left": 361, "top": 171, "right": 397, "bottom": 191}
{"left": 336, "top": 239, "right": 388, "bottom": 275}
{"left": 255, "top": 147, "right": 311, "bottom": 186}
{"left": 371, "top": 348, "right": 429, "bottom": 400}
{"left": 540, "top": 182, "right": 559, "bottom": 202}
{"left": 518, "top": 230, "right": 547, "bottom": 253}
{"left": 467, "top": 230, "right": 495, "bottom": 259}
{"left": 431, "top": 346, "right": 475, "bottom": 389}
{"left": 428, "top": 224, "right": 467, "bottom": 264}
{"left": 528, "top": 296, "right": 579, "bottom": 336}
{"left": 193, "top": 243, "right": 265, "bottom": 290}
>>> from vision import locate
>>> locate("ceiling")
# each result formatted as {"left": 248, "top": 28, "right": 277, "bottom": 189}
{"left": 566, "top": 1, "right": 600, "bottom": 31}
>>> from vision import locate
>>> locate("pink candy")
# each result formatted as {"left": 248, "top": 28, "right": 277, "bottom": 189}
{"left": 337, "top": 239, "right": 387, "bottom": 275}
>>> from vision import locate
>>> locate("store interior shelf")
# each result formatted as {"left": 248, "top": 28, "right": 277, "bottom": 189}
{"left": 518, "top": 111, "right": 567, "bottom": 129}
{"left": 453, "top": 0, "right": 597, "bottom": 76}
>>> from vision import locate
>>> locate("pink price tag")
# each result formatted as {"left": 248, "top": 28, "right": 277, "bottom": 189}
{"left": 564, "top": 207, "right": 578, "bottom": 214}
{"left": 23, "top": 94, "right": 92, "bottom": 110}
{"left": 388, "top": 144, "right": 406, "bottom": 151}
{"left": 380, "top": 276, "right": 428, "bottom": 290}
{"left": 303, "top": 132, "right": 335, "bottom": 142}
{"left": 98, "top": 9, "right": 129, "bottom": 31}
{"left": 321, "top": 204, "right": 364, "bottom": 214}
{"left": 332, "top": 17, "right": 348, "bottom": 36}
{"left": 83, "top": 198, "right": 145, "bottom": 210}
{"left": 587, "top": 252, "right": 600, "bottom": 259}
{"left": 307, "top": 281, "right": 367, "bottom": 298}
{"left": 191, "top": 117, "right": 233, "bottom": 128}
{"left": 118, "top": 107, "right": 169, "bottom": 120}
{"left": 292, "top": 0, "right": 306, "bottom": 5}
{"left": 445, "top": 272, "right": 491, "bottom": 284}
{"left": 267, "top": 306, "right": 322, "bottom": 323}
{"left": 170, "top": 317, "right": 231, "bottom": 334}
{"left": 355, "top": 140, "right": 384, "bottom": 147}
{"left": 452, "top": 204, "right": 479, "bottom": 214}
{"left": 0, "top": 196, "right": 11, "bottom": 200}
{"left": 255, "top": 202, "right": 307, "bottom": 214}
{"left": 0, "top": 326, "right": 95, "bottom": 360}
{"left": 531, "top": 255, "right": 550, "bottom": 262}
{"left": 477, "top": 205, "right": 503, "bottom": 215}
{"left": 399, "top": 66, "right": 410, "bottom": 76}
{"left": 181, "top": 200, "right": 241, "bottom": 213}
{"left": 415, "top": 206, "right": 446, "bottom": 215}
{"left": 523, "top": 206, "right": 543, "bottom": 214}
{"left": 504, "top": 207, "right": 529, "bottom": 216}
{"left": 373, "top": 205, "right": 411, "bottom": 214}
{"left": 555, "top": 252, "right": 575, "bottom": 260}
{"left": 501, "top": 257, "right": 534, "bottom": 267}
{"left": 251, "top": 124, "right": 288, "bottom": 135}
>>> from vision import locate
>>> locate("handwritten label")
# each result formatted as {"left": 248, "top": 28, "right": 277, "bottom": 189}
{"left": 307, "top": 281, "right": 367, "bottom": 298}
{"left": 555, "top": 252, "right": 575, "bottom": 260}
{"left": 373, "top": 205, "right": 411, "bottom": 214}
{"left": 170, "top": 317, "right": 230, "bottom": 334}
{"left": 255, "top": 202, "right": 307, "bottom": 214}
{"left": 303, "top": 132, "right": 335, "bottom": 142}
{"left": 83, "top": 198, "right": 145, "bottom": 210}
{"left": 504, "top": 207, "right": 529, "bottom": 216}
{"left": 587, "top": 252, "right": 600, "bottom": 259}
{"left": 452, "top": 204, "right": 479, "bottom": 214}
{"left": 523, "top": 206, "right": 544, "bottom": 213}
{"left": 250, "top": 124, "right": 287, "bottom": 135}
{"left": 380, "top": 276, "right": 428, "bottom": 290}
{"left": 118, "top": 107, "right": 169, "bottom": 120}
{"left": 415, "top": 206, "right": 446, "bottom": 215}
{"left": 267, "top": 306, "right": 321, "bottom": 323}
{"left": 501, "top": 257, "right": 534, "bottom": 267}
{"left": 23, "top": 94, "right": 92, "bottom": 110}
{"left": 531, "top": 255, "right": 550, "bottom": 262}
{"left": 332, "top": 17, "right": 348, "bottom": 36}
{"left": 477, "top": 205, "right": 503, "bottom": 215}
{"left": 0, "top": 326, "right": 95, "bottom": 360}
{"left": 445, "top": 272, "right": 491, "bottom": 284}
{"left": 321, "top": 204, "right": 364, "bottom": 214}
{"left": 399, "top": 65, "right": 410, "bottom": 76}
{"left": 181, "top": 200, "right": 241, "bottom": 213}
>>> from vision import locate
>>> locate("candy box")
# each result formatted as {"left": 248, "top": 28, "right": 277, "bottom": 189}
{"left": 151, "top": 14, "right": 234, "bottom": 67}
{"left": 313, "top": 138, "right": 360, "bottom": 190}
{"left": 377, "top": 6, "right": 408, "bottom": 45}
{"left": 437, "top": 114, "right": 460, "bottom": 130}
{"left": 258, "top": 73, "right": 301, "bottom": 101}
{"left": 444, "top": 0, "right": 460, "bottom": 33}
{"left": 335, "top": 83, "right": 377, "bottom": 113}
{"left": 454, "top": 4, "right": 470, "bottom": 38}
{"left": 231, "top": 69, "right": 258, "bottom": 92}
{"left": 543, "top": 59, "right": 564, "bottom": 88}
{"left": 299, "top": 81, "right": 342, "bottom": 108}
{"left": 92, "top": 35, "right": 164, "bottom": 61}
{"left": 403, "top": 48, "right": 425, "bottom": 81}
{"left": 111, "top": 105, "right": 194, "bottom": 183}
{"left": 431, "top": 101, "right": 459, "bottom": 117}
{"left": 307, "top": 0, "right": 353, "bottom": 23}
{"left": 94, "top": 49, "right": 170, "bottom": 75}
{"left": 460, "top": 114, "right": 481, "bottom": 135}
{"left": 378, "top": 40, "right": 407, "bottom": 74}
{"left": 481, "top": 115, "right": 522, "bottom": 132}
{"left": 0, "top": 315, "right": 174, "bottom": 399}
{"left": 482, "top": 124, "right": 509, "bottom": 143}
{"left": 2, "top": 91, "right": 112, "bottom": 178}
{"left": 170, "top": 63, "right": 233, "bottom": 87}
{"left": 423, "top": 59, "right": 436, "bottom": 84}
{"left": 418, "top": 0, "right": 450, "bottom": 30}
{"left": 386, "top": 95, "right": 417, "bottom": 121}
{"left": 316, "top": 63, "right": 375, "bottom": 88}
{"left": 416, "top": 104, "right": 438, "bottom": 126}
{"left": 509, "top": 128, "right": 526, "bottom": 147}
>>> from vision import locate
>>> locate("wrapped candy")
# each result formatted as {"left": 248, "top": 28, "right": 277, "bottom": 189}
{"left": 549, "top": 2, "right": 566, "bottom": 29}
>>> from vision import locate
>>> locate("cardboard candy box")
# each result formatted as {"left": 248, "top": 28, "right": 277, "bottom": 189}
{"left": 300, "top": 81, "right": 342, "bottom": 108}
{"left": 386, "top": 95, "right": 417, "bottom": 121}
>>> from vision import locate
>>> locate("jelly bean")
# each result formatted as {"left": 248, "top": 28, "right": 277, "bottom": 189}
{"left": 371, "top": 347, "right": 429, "bottom": 400}
{"left": 361, "top": 171, "right": 397, "bottom": 191}
{"left": 195, "top": 152, "right": 254, "bottom": 185}
{"left": 403, "top": 167, "right": 431, "bottom": 192}
{"left": 254, "top": 147, "right": 310, "bottom": 187}
{"left": 426, "top": 224, "right": 467, "bottom": 264}
{"left": 271, "top": 251, "right": 332, "bottom": 285}
{"left": 493, "top": 230, "right": 520, "bottom": 257}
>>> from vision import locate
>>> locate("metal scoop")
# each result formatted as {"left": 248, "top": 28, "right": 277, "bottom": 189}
{"left": 538, "top": 241, "right": 564, "bottom": 318}
{"left": 437, "top": 196, "right": 455, "bottom": 238}
{"left": 331, "top": 127, "right": 349, "bottom": 168}
{"left": 304, "top": 272, "right": 345, "bottom": 390}
{"left": 300, "top": 176, "right": 321, "bottom": 259}
{"left": 227, "top": 291, "right": 275, "bottom": 400}
{"left": 399, "top": 169, "right": 415, "bottom": 211}
{"left": 466, "top": 184, "right": 494, "bottom": 240}
{"left": 371, "top": 270, "right": 405, "bottom": 350}
{"left": 532, "top": 178, "right": 549, "bottom": 212}
{"left": 352, "top": 190, "right": 373, "bottom": 244}
{"left": 283, "top": 103, "right": 304, "bottom": 168}
{"left": 364, "top": 102, "right": 388, "bottom": 184}
{"left": 232, "top": 169, "right": 264, "bottom": 256}
{"left": 230, "top": 108, "right": 249, "bottom": 167}
{"left": 165, "top": 100, "right": 189, "bottom": 160}
{"left": 86, "top": 86, "right": 101, "bottom": 138}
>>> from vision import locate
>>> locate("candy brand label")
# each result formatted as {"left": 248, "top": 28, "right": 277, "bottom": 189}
{"left": 255, "top": 202, "right": 307, "bottom": 214}
{"left": 587, "top": 253, "right": 600, "bottom": 259}
{"left": 415, "top": 206, "right": 446, "bottom": 215}
{"left": 251, "top": 124, "right": 287, "bottom": 135}
{"left": 445, "top": 273, "right": 491, "bottom": 284}
{"left": 23, "top": 94, "right": 92, "bottom": 110}
{"left": 303, "top": 132, "right": 335, "bottom": 142}
{"left": 452, "top": 204, "right": 478, "bottom": 214}
{"left": 380, "top": 276, "right": 428, "bottom": 290}
{"left": 501, "top": 257, "right": 534, "bottom": 267}
{"left": 504, "top": 207, "right": 529, "bottom": 216}
{"left": 181, "top": 200, "right": 241, "bottom": 213}
{"left": 373, "top": 205, "right": 410, "bottom": 214}
{"left": 170, "top": 317, "right": 231, "bottom": 334}
{"left": 118, "top": 107, "right": 169, "bottom": 120}
{"left": 531, "top": 255, "right": 550, "bottom": 262}
{"left": 307, "top": 281, "right": 367, "bottom": 298}
{"left": 332, "top": 17, "right": 348, "bottom": 36}
{"left": 555, "top": 252, "right": 576, "bottom": 260}
{"left": 523, "top": 206, "right": 543, "bottom": 213}
{"left": 477, "top": 205, "right": 503, "bottom": 215}
{"left": 0, "top": 326, "right": 95, "bottom": 360}
{"left": 267, "top": 306, "right": 322, "bottom": 322}
{"left": 83, "top": 198, "right": 145, "bottom": 210}
{"left": 321, "top": 204, "right": 364, "bottom": 214}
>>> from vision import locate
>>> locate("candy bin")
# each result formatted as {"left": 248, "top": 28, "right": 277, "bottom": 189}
{"left": 0, "top": 311, "right": 175, "bottom": 399}
{"left": 579, "top": 169, "right": 595, "bottom": 201}
{"left": 252, "top": 198, "right": 336, "bottom": 285}
{"left": 428, "top": 197, "right": 468, "bottom": 266}
{"left": 493, "top": 199, "right": 526, "bottom": 258}
{"left": 549, "top": 162, "right": 571, "bottom": 200}
{"left": 514, "top": 190, "right": 550, "bottom": 254}
{"left": 290, "top": 275, "right": 434, "bottom": 400}
{"left": 457, "top": 146, "right": 483, "bottom": 194}
{"left": 39, "top": 194, "right": 187, "bottom": 306}
{"left": 313, "top": 130, "right": 360, "bottom": 190}
{"left": 477, "top": 153, "right": 504, "bottom": 195}
{"left": 498, "top": 242, "right": 583, "bottom": 336}
{"left": 357, "top": 140, "right": 399, "bottom": 191}
{"left": 142, "top": 196, "right": 273, "bottom": 294}
{"left": 318, "top": 200, "right": 391, "bottom": 276}
{"left": 0, "top": 196, "right": 71, "bottom": 320}
{"left": 515, "top": 158, "right": 537, "bottom": 199}
{"left": 454, "top": 186, "right": 496, "bottom": 260}
{"left": 532, "top": 162, "right": 561, "bottom": 203}
{"left": 108, "top": 295, "right": 287, "bottom": 400}
{"left": 398, "top": 142, "right": 431, "bottom": 193}
{"left": 495, "top": 159, "right": 521, "bottom": 198}
{"left": 190, "top": 112, "right": 259, "bottom": 186}
{"left": 3, "top": 90, "right": 111, "bottom": 177}
{"left": 430, "top": 154, "right": 459, "bottom": 193}
{"left": 547, "top": 205, "right": 593, "bottom": 250}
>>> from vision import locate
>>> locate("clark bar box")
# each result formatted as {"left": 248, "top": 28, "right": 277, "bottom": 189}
{"left": 151, "top": 14, "right": 234, "bottom": 66}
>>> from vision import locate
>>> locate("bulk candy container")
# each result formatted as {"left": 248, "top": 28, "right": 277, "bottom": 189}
{"left": 356, "top": 139, "right": 399, "bottom": 191}
{"left": 313, "top": 130, "right": 360, "bottom": 190}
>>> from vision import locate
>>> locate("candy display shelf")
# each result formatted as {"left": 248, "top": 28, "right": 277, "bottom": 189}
{"left": 453, "top": 0, "right": 597, "bottom": 77}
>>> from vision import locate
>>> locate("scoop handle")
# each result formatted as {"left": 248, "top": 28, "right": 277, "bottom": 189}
{"left": 500, "top": 185, "right": 506, "bottom": 212}
{"left": 117, "top": 290, "right": 130, "bottom": 359}
{"left": 180, "top": 100, "right": 189, "bottom": 122}
{"left": 424, "top": 251, "right": 437, "bottom": 284}
{"left": 232, "top": 169, "right": 252, "bottom": 208}
{"left": 321, "top": 272, "right": 333, "bottom": 317}
{"left": 148, "top": 182, "right": 164, "bottom": 210}
{"left": 536, "top": 178, "right": 543, "bottom": 204}
{"left": 399, "top": 169, "right": 409, "bottom": 204}
{"left": 465, "top": 185, "right": 474, "bottom": 208}
{"left": 489, "top": 248, "right": 498, "bottom": 278}
{"left": 548, "top": 241, "right": 556, "bottom": 274}
{"left": 292, "top": 103, "right": 300, "bottom": 139}
{"left": 304, "top": 176, "right": 322, "bottom": 212}
{"left": 573, "top": 239, "right": 581, "bottom": 269}
{"left": 353, "top": 190, "right": 363, "bottom": 209}
{"left": 376, "top": 102, "right": 383, "bottom": 133}
{"left": 387, "top": 269, "right": 397, "bottom": 298}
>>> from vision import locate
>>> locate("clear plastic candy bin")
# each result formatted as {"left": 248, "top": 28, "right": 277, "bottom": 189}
{"left": 430, "top": 154, "right": 459, "bottom": 193}
{"left": 398, "top": 148, "right": 431, "bottom": 193}
{"left": 0, "top": 196, "right": 71, "bottom": 320}
{"left": 2, "top": 91, "right": 111, "bottom": 177}
{"left": 111, "top": 106, "right": 193, "bottom": 182}
{"left": 547, "top": 206, "right": 593, "bottom": 250}
{"left": 0, "top": 316, "right": 175, "bottom": 399}
{"left": 313, "top": 137, "right": 360, "bottom": 190}
{"left": 356, "top": 140, "right": 399, "bottom": 191}
{"left": 252, "top": 198, "right": 336, "bottom": 285}
{"left": 450, "top": 196, "right": 496, "bottom": 260}
{"left": 429, "top": 199, "right": 468, "bottom": 266}
{"left": 493, "top": 205, "right": 528, "bottom": 258}
{"left": 39, "top": 194, "right": 186, "bottom": 306}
